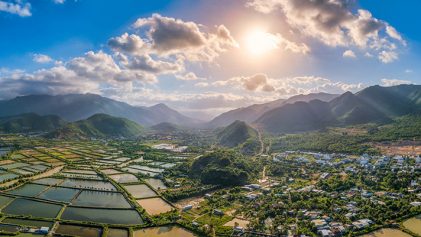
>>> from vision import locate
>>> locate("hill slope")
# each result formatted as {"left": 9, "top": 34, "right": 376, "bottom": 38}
{"left": 255, "top": 85, "right": 421, "bottom": 134}
{"left": 0, "top": 113, "right": 66, "bottom": 133}
{"left": 208, "top": 92, "right": 338, "bottom": 128}
{"left": 48, "top": 114, "right": 143, "bottom": 139}
{"left": 0, "top": 94, "right": 197, "bottom": 127}
{"left": 217, "top": 120, "right": 258, "bottom": 148}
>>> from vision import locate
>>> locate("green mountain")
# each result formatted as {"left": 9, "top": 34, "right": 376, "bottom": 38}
{"left": 217, "top": 120, "right": 258, "bottom": 148}
{"left": 190, "top": 149, "right": 254, "bottom": 186}
{"left": 256, "top": 85, "right": 421, "bottom": 134}
{"left": 150, "top": 122, "right": 181, "bottom": 134}
{"left": 48, "top": 113, "right": 143, "bottom": 139}
{"left": 0, "top": 94, "right": 198, "bottom": 127}
{"left": 256, "top": 100, "right": 336, "bottom": 133}
{"left": 0, "top": 113, "right": 66, "bottom": 133}
{"left": 208, "top": 92, "right": 338, "bottom": 128}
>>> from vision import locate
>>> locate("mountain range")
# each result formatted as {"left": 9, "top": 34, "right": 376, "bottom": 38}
{"left": 0, "top": 84, "right": 420, "bottom": 136}
{"left": 0, "top": 94, "right": 197, "bottom": 127}
{"left": 255, "top": 84, "right": 421, "bottom": 133}
{"left": 207, "top": 92, "right": 339, "bottom": 128}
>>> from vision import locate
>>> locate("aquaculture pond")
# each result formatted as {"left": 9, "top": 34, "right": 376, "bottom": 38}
{"left": 38, "top": 186, "right": 80, "bottom": 202}
{"left": 109, "top": 173, "right": 139, "bottom": 183}
{"left": 0, "top": 148, "right": 10, "bottom": 156}
{"left": 101, "top": 169, "right": 121, "bottom": 175}
{"left": 2, "top": 218, "right": 53, "bottom": 228}
{"left": 55, "top": 224, "right": 102, "bottom": 237}
{"left": 0, "top": 173, "right": 18, "bottom": 182}
{"left": 0, "top": 224, "right": 20, "bottom": 233}
{"left": 136, "top": 198, "right": 174, "bottom": 215}
{"left": 362, "top": 228, "right": 412, "bottom": 237}
{"left": 2, "top": 198, "right": 62, "bottom": 218}
{"left": 7, "top": 184, "right": 48, "bottom": 197}
{"left": 71, "top": 190, "right": 132, "bottom": 208}
{"left": 61, "top": 207, "right": 143, "bottom": 225}
{"left": 145, "top": 178, "right": 167, "bottom": 190}
{"left": 108, "top": 228, "right": 129, "bottom": 237}
{"left": 33, "top": 177, "right": 63, "bottom": 185}
{"left": 0, "top": 195, "right": 13, "bottom": 208}
{"left": 60, "top": 179, "right": 116, "bottom": 191}
{"left": 133, "top": 226, "right": 196, "bottom": 237}
{"left": 122, "top": 168, "right": 157, "bottom": 176}
{"left": 403, "top": 215, "right": 421, "bottom": 235}
{"left": 124, "top": 184, "right": 157, "bottom": 199}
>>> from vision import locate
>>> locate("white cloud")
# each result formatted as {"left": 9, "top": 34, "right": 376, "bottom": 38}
{"left": 108, "top": 33, "right": 146, "bottom": 55}
{"left": 201, "top": 73, "right": 364, "bottom": 96}
{"left": 129, "top": 14, "right": 238, "bottom": 61}
{"left": 0, "top": 0, "right": 31, "bottom": 17}
{"left": 380, "top": 78, "right": 411, "bottom": 87}
{"left": 378, "top": 50, "right": 398, "bottom": 63}
{"left": 343, "top": 50, "right": 356, "bottom": 59}
{"left": 176, "top": 72, "right": 204, "bottom": 81}
{"left": 246, "top": 0, "right": 405, "bottom": 63}
{"left": 33, "top": 54, "right": 53, "bottom": 64}
{"left": 53, "top": 0, "right": 65, "bottom": 4}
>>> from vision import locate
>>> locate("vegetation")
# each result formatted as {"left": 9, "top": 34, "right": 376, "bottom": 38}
{"left": 217, "top": 120, "right": 257, "bottom": 148}
{"left": 190, "top": 149, "right": 257, "bottom": 186}
{"left": 47, "top": 113, "right": 144, "bottom": 139}
{"left": 0, "top": 113, "right": 66, "bottom": 133}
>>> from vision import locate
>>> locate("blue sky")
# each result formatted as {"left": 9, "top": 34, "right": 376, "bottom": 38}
{"left": 0, "top": 0, "right": 420, "bottom": 119}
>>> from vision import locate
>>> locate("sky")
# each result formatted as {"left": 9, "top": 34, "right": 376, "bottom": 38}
{"left": 0, "top": 0, "right": 420, "bottom": 120}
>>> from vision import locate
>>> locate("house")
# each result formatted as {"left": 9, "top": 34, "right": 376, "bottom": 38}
{"left": 182, "top": 205, "right": 193, "bottom": 211}
{"left": 318, "top": 229, "right": 333, "bottom": 237}
{"left": 37, "top": 227, "right": 50, "bottom": 234}
{"left": 352, "top": 219, "right": 373, "bottom": 230}
{"left": 213, "top": 209, "right": 224, "bottom": 216}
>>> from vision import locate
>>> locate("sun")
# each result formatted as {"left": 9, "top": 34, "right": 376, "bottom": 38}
{"left": 244, "top": 29, "right": 280, "bottom": 56}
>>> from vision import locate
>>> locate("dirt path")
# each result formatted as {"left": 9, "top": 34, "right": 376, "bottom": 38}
{"left": 0, "top": 165, "right": 64, "bottom": 189}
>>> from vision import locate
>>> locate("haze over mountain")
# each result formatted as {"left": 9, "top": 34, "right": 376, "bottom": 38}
{"left": 256, "top": 85, "right": 421, "bottom": 133}
{"left": 208, "top": 92, "right": 339, "bottom": 128}
{"left": 0, "top": 94, "right": 198, "bottom": 127}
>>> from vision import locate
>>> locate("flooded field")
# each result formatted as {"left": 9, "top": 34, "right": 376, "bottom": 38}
{"left": 0, "top": 224, "right": 20, "bottom": 233}
{"left": 38, "top": 186, "right": 80, "bottom": 202}
{"left": 60, "top": 178, "right": 116, "bottom": 191}
{"left": 101, "top": 169, "right": 121, "bottom": 175}
{"left": 122, "top": 168, "right": 157, "bottom": 176}
{"left": 124, "top": 184, "right": 157, "bottom": 199}
{"left": 109, "top": 173, "right": 139, "bottom": 183}
{"left": 63, "top": 169, "right": 97, "bottom": 174}
{"left": 33, "top": 177, "right": 63, "bottom": 185}
{"left": 61, "top": 207, "right": 143, "bottom": 224}
{"left": 3, "top": 198, "right": 62, "bottom": 218}
{"left": 108, "top": 228, "right": 129, "bottom": 237}
{"left": 71, "top": 190, "right": 132, "bottom": 208}
{"left": 0, "top": 173, "right": 18, "bottom": 182}
{"left": 133, "top": 226, "right": 196, "bottom": 237}
{"left": 0, "top": 195, "right": 13, "bottom": 207}
{"left": 362, "top": 228, "right": 412, "bottom": 237}
{"left": 145, "top": 178, "right": 167, "bottom": 190}
{"left": 55, "top": 224, "right": 102, "bottom": 237}
{"left": 2, "top": 218, "right": 53, "bottom": 228}
{"left": 137, "top": 197, "right": 174, "bottom": 215}
{"left": 7, "top": 183, "right": 48, "bottom": 197}
{"left": 403, "top": 215, "right": 421, "bottom": 235}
